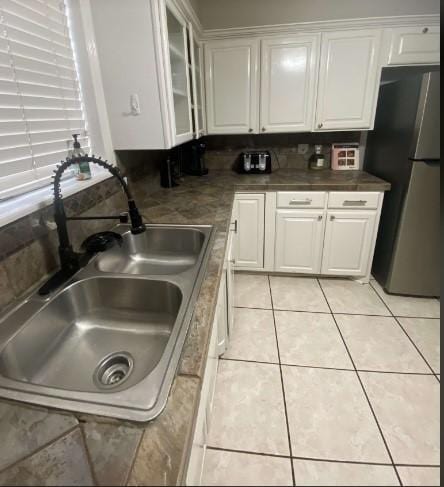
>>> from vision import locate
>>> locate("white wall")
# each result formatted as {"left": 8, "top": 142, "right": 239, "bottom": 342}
{"left": 197, "top": 0, "right": 440, "bottom": 30}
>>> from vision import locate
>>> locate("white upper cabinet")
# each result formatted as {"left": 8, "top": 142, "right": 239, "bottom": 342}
{"left": 87, "top": 0, "right": 197, "bottom": 150}
{"left": 260, "top": 35, "right": 320, "bottom": 133}
{"left": 315, "top": 29, "right": 382, "bottom": 131}
{"left": 205, "top": 39, "right": 259, "bottom": 134}
{"left": 385, "top": 26, "right": 441, "bottom": 66}
{"left": 189, "top": 26, "right": 206, "bottom": 138}
{"left": 164, "top": 2, "right": 194, "bottom": 145}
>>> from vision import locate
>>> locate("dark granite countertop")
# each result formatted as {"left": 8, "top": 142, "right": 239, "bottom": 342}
{"left": 0, "top": 169, "right": 390, "bottom": 486}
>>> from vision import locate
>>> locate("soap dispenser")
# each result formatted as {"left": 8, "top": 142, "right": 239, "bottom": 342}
{"left": 70, "top": 134, "right": 91, "bottom": 180}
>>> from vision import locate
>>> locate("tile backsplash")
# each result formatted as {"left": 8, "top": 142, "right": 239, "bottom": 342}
{"left": 0, "top": 133, "right": 363, "bottom": 313}
{"left": 202, "top": 132, "right": 362, "bottom": 170}
{"left": 0, "top": 150, "right": 164, "bottom": 314}
{"left": 0, "top": 177, "right": 127, "bottom": 312}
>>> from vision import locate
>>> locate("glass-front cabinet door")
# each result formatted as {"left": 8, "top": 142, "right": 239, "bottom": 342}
{"left": 188, "top": 25, "right": 205, "bottom": 138}
{"left": 165, "top": 2, "right": 193, "bottom": 144}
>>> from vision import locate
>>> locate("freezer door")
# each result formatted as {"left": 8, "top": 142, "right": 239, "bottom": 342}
{"left": 387, "top": 161, "right": 440, "bottom": 297}
{"left": 412, "top": 72, "right": 441, "bottom": 160}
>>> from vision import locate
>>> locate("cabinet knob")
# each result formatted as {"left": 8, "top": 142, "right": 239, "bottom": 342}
{"left": 423, "top": 27, "right": 429, "bottom": 34}
{"left": 318, "top": 215, "right": 323, "bottom": 221}
{"left": 248, "top": 128, "right": 253, "bottom": 133}
{"left": 262, "top": 127, "right": 266, "bottom": 132}
{"left": 330, "top": 215, "right": 336, "bottom": 221}
{"left": 318, "top": 123, "right": 323, "bottom": 129}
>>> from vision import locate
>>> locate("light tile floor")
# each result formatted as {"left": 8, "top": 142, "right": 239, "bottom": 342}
{"left": 203, "top": 274, "right": 441, "bottom": 487}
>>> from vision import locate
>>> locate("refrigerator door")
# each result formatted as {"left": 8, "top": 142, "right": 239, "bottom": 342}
{"left": 411, "top": 72, "right": 441, "bottom": 160}
{"left": 386, "top": 161, "right": 440, "bottom": 297}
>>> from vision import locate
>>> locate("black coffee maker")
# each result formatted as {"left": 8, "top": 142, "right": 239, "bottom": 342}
{"left": 183, "top": 140, "right": 208, "bottom": 176}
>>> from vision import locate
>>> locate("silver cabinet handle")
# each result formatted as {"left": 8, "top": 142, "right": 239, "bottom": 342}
{"left": 330, "top": 215, "right": 336, "bottom": 221}
{"left": 318, "top": 215, "right": 323, "bottom": 221}
{"left": 343, "top": 200, "right": 367, "bottom": 206}
{"left": 230, "top": 259, "right": 236, "bottom": 264}
{"left": 290, "top": 198, "right": 313, "bottom": 205}
{"left": 231, "top": 220, "right": 238, "bottom": 233}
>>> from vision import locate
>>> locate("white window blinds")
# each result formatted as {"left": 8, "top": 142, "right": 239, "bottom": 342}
{"left": 0, "top": 0, "right": 89, "bottom": 200}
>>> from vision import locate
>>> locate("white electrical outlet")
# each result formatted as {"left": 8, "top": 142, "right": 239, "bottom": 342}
{"left": 298, "top": 144, "right": 309, "bottom": 155}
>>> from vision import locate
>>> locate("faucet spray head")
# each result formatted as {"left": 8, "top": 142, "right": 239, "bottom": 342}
{"left": 128, "top": 200, "right": 146, "bottom": 235}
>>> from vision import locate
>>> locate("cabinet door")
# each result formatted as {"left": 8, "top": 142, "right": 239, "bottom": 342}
{"left": 216, "top": 271, "right": 228, "bottom": 356}
{"left": 386, "top": 26, "right": 440, "bottom": 65}
{"left": 205, "top": 39, "right": 259, "bottom": 134}
{"left": 275, "top": 210, "right": 325, "bottom": 274}
{"left": 261, "top": 35, "right": 319, "bottom": 133}
{"left": 315, "top": 29, "right": 382, "bottom": 131}
{"left": 225, "top": 230, "right": 235, "bottom": 337}
{"left": 233, "top": 194, "right": 265, "bottom": 269}
{"left": 165, "top": 2, "right": 193, "bottom": 145}
{"left": 322, "top": 211, "right": 376, "bottom": 276}
{"left": 186, "top": 303, "right": 219, "bottom": 486}
{"left": 189, "top": 26, "right": 206, "bottom": 137}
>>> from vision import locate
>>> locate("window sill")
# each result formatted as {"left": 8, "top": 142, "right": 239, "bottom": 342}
{"left": 0, "top": 170, "right": 113, "bottom": 229}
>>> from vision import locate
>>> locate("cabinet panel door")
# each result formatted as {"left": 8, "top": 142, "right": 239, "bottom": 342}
{"left": 234, "top": 194, "right": 265, "bottom": 269}
{"left": 387, "top": 26, "right": 440, "bottom": 65}
{"left": 205, "top": 39, "right": 259, "bottom": 134}
{"left": 275, "top": 210, "right": 325, "bottom": 274}
{"left": 225, "top": 231, "right": 235, "bottom": 337}
{"left": 261, "top": 35, "right": 319, "bottom": 133}
{"left": 315, "top": 29, "right": 382, "bottom": 130}
{"left": 322, "top": 211, "right": 376, "bottom": 276}
{"left": 165, "top": 2, "right": 194, "bottom": 145}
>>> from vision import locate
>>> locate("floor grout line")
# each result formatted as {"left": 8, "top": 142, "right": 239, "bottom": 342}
{"left": 220, "top": 357, "right": 437, "bottom": 376}
{"left": 369, "top": 281, "right": 441, "bottom": 383}
{"left": 235, "top": 303, "right": 440, "bottom": 321}
{"left": 206, "top": 446, "right": 441, "bottom": 468}
{"left": 317, "top": 278, "right": 404, "bottom": 486}
{"left": 268, "top": 274, "right": 296, "bottom": 487}
{"left": 230, "top": 274, "right": 440, "bottom": 483}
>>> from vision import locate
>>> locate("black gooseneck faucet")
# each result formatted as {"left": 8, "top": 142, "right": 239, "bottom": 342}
{"left": 39, "top": 155, "right": 145, "bottom": 296}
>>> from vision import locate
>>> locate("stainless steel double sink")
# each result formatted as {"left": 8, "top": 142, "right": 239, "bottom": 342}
{"left": 0, "top": 225, "right": 214, "bottom": 422}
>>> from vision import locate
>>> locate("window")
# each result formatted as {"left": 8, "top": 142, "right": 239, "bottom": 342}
{"left": 0, "top": 0, "right": 89, "bottom": 201}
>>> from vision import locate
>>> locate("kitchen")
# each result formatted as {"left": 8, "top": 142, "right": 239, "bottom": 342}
{"left": 0, "top": 0, "right": 440, "bottom": 486}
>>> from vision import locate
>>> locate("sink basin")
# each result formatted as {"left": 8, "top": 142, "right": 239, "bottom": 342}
{"left": 0, "top": 278, "right": 182, "bottom": 393}
{"left": 95, "top": 227, "right": 206, "bottom": 275}
{"left": 0, "top": 224, "right": 214, "bottom": 422}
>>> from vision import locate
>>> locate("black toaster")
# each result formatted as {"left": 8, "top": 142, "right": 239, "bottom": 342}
{"left": 235, "top": 151, "right": 272, "bottom": 174}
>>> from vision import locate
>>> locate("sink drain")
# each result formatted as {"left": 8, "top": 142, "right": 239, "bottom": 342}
{"left": 94, "top": 352, "right": 134, "bottom": 389}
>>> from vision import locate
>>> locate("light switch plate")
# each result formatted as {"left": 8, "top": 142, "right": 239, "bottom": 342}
{"left": 298, "top": 144, "right": 309, "bottom": 155}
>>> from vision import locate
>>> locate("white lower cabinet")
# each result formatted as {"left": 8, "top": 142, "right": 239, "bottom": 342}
{"left": 186, "top": 233, "right": 235, "bottom": 486}
{"left": 321, "top": 210, "right": 377, "bottom": 277}
{"left": 225, "top": 231, "right": 235, "bottom": 337}
{"left": 233, "top": 194, "right": 265, "bottom": 269}
{"left": 186, "top": 303, "right": 219, "bottom": 486}
{"left": 275, "top": 210, "right": 325, "bottom": 274}
{"left": 234, "top": 191, "right": 383, "bottom": 279}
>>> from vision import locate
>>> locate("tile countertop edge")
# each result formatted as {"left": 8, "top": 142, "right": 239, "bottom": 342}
{"left": 0, "top": 169, "right": 391, "bottom": 485}
{"left": 137, "top": 169, "right": 391, "bottom": 485}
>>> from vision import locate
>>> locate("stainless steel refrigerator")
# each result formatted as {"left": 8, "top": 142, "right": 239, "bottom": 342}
{"left": 365, "top": 69, "right": 440, "bottom": 297}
